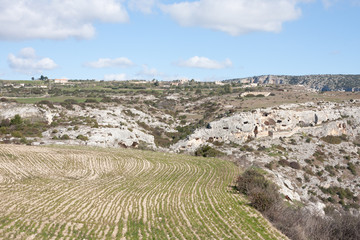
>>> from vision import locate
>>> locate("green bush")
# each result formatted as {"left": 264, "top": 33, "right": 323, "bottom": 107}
{"left": 11, "top": 131, "right": 23, "bottom": 138}
{"left": 77, "top": 135, "right": 88, "bottom": 141}
{"left": 194, "top": 145, "right": 223, "bottom": 158}
{"left": 61, "top": 134, "right": 70, "bottom": 140}
{"left": 10, "top": 114, "right": 22, "bottom": 125}
{"left": 85, "top": 98, "right": 98, "bottom": 103}
{"left": 321, "top": 135, "right": 347, "bottom": 144}
{"left": 347, "top": 162, "right": 357, "bottom": 175}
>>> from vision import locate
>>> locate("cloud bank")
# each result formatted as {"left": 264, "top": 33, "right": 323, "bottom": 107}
{"left": 0, "top": 0, "right": 128, "bottom": 40}
{"left": 177, "top": 56, "right": 232, "bottom": 69}
{"left": 8, "top": 47, "right": 57, "bottom": 75}
{"left": 161, "top": 0, "right": 302, "bottom": 35}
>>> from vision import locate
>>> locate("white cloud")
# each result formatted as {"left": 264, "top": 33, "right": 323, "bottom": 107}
{"left": 0, "top": 0, "right": 129, "bottom": 40}
{"left": 135, "top": 65, "right": 170, "bottom": 80}
{"left": 161, "top": 0, "right": 302, "bottom": 35}
{"left": 104, "top": 73, "right": 127, "bottom": 81}
{"left": 86, "top": 58, "right": 134, "bottom": 68}
{"left": 128, "top": 0, "right": 156, "bottom": 14}
{"left": 138, "top": 65, "right": 161, "bottom": 77}
{"left": 8, "top": 47, "right": 57, "bottom": 75}
{"left": 177, "top": 56, "right": 232, "bottom": 69}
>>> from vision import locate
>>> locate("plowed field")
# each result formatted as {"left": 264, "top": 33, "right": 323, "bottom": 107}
{"left": 0, "top": 145, "right": 285, "bottom": 239}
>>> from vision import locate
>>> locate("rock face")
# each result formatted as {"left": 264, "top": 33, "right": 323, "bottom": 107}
{"left": 225, "top": 74, "right": 360, "bottom": 91}
{"left": 172, "top": 101, "right": 360, "bottom": 152}
{"left": 0, "top": 102, "right": 52, "bottom": 123}
{"left": 170, "top": 100, "right": 360, "bottom": 216}
{"left": 0, "top": 102, "right": 174, "bottom": 149}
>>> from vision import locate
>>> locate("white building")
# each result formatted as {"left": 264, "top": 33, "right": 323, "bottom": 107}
{"left": 54, "top": 79, "right": 68, "bottom": 84}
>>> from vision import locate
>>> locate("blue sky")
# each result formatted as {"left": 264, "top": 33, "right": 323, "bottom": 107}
{"left": 0, "top": 0, "right": 359, "bottom": 81}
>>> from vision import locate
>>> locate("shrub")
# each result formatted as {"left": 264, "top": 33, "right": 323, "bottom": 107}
{"left": 85, "top": 98, "right": 98, "bottom": 103}
{"left": 76, "top": 135, "right": 88, "bottom": 141}
{"left": 347, "top": 162, "right": 357, "bottom": 176}
{"left": 321, "top": 135, "right": 343, "bottom": 144}
{"left": 240, "top": 145, "right": 254, "bottom": 152}
{"left": 278, "top": 159, "right": 290, "bottom": 167}
{"left": 194, "top": 145, "right": 223, "bottom": 158}
{"left": 265, "top": 161, "right": 276, "bottom": 170}
{"left": 101, "top": 97, "right": 113, "bottom": 103}
{"left": 325, "top": 165, "right": 336, "bottom": 176}
{"left": 236, "top": 169, "right": 360, "bottom": 240}
{"left": 38, "top": 100, "right": 55, "bottom": 109}
{"left": 0, "top": 119, "right": 11, "bottom": 127}
{"left": 313, "top": 150, "right": 326, "bottom": 162}
{"left": 289, "top": 161, "right": 301, "bottom": 170}
{"left": 10, "top": 114, "right": 22, "bottom": 125}
{"left": 60, "top": 99, "right": 78, "bottom": 110}
{"left": 236, "top": 168, "right": 280, "bottom": 212}
{"left": 64, "top": 99, "right": 78, "bottom": 104}
{"left": 11, "top": 131, "right": 23, "bottom": 138}
{"left": 61, "top": 134, "right": 70, "bottom": 140}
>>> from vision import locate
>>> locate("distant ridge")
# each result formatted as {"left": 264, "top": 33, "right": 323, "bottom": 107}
{"left": 224, "top": 74, "right": 360, "bottom": 91}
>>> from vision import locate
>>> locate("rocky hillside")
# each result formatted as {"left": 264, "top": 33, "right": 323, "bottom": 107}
{"left": 225, "top": 74, "right": 360, "bottom": 91}
{"left": 172, "top": 100, "right": 360, "bottom": 215}
{"left": 1, "top": 98, "right": 360, "bottom": 216}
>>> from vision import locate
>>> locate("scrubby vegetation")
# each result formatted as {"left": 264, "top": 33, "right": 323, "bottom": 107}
{"left": 194, "top": 145, "right": 223, "bottom": 157}
{"left": 236, "top": 168, "right": 360, "bottom": 240}
{"left": 0, "top": 114, "right": 48, "bottom": 140}
{"left": 321, "top": 135, "right": 347, "bottom": 144}
{"left": 236, "top": 168, "right": 280, "bottom": 212}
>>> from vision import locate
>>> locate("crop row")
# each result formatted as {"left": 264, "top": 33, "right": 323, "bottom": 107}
{"left": 0, "top": 145, "right": 285, "bottom": 239}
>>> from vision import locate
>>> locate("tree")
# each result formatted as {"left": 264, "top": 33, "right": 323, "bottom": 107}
{"left": 31, "top": 77, "right": 35, "bottom": 81}
{"left": 39, "top": 75, "right": 48, "bottom": 81}
{"left": 10, "top": 114, "right": 22, "bottom": 125}
{"left": 224, "top": 84, "right": 232, "bottom": 94}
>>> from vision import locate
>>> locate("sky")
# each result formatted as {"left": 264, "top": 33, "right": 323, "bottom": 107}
{"left": 0, "top": 0, "right": 359, "bottom": 81}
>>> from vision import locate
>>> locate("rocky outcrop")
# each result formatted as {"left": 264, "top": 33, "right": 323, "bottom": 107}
{"left": 0, "top": 102, "right": 52, "bottom": 123}
{"left": 0, "top": 102, "right": 174, "bottom": 149}
{"left": 225, "top": 74, "right": 360, "bottom": 91}
{"left": 171, "top": 101, "right": 360, "bottom": 152}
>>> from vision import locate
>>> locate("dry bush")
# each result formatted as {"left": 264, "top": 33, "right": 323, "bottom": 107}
{"left": 278, "top": 159, "right": 290, "bottom": 167}
{"left": 236, "top": 168, "right": 280, "bottom": 212}
{"left": 236, "top": 167, "right": 360, "bottom": 240}
{"left": 289, "top": 161, "right": 301, "bottom": 170}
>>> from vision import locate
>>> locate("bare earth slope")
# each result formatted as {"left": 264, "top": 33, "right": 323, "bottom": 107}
{"left": 0, "top": 144, "right": 285, "bottom": 239}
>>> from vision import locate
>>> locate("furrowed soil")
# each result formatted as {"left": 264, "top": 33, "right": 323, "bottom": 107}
{"left": 0, "top": 144, "right": 286, "bottom": 239}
